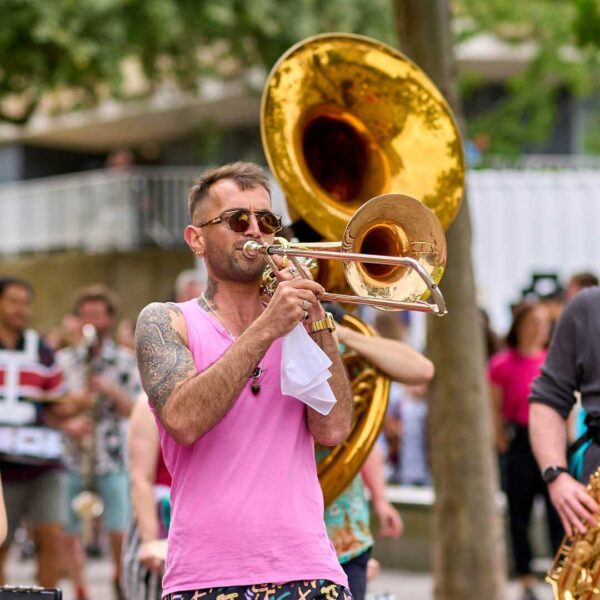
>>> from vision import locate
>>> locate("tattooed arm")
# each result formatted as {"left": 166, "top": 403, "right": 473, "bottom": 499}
{"left": 135, "top": 302, "right": 274, "bottom": 445}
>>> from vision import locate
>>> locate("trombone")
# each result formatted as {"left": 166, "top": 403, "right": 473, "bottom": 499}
{"left": 244, "top": 193, "right": 448, "bottom": 316}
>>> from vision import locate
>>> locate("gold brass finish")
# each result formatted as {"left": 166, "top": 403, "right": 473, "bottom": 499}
{"left": 247, "top": 194, "right": 447, "bottom": 315}
{"left": 71, "top": 324, "right": 104, "bottom": 544}
{"left": 318, "top": 313, "right": 390, "bottom": 507}
{"left": 342, "top": 194, "right": 446, "bottom": 308}
{"left": 546, "top": 467, "right": 600, "bottom": 599}
{"left": 260, "top": 32, "right": 460, "bottom": 505}
{"left": 261, "top": 32, "right": 465, "bottom": 240}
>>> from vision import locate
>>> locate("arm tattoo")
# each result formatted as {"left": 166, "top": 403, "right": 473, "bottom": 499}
{"left": 135, "top": 303, "right": 196, "bottom": 413}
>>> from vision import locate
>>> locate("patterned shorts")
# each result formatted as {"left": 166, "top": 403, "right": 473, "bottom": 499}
{"left": 167, "top": 580, "right": 353, "bottom": 600}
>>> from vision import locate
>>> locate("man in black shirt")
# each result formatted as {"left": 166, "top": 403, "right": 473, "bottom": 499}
{"left": 529, "top": 287, "right": 600, "bottom": 536}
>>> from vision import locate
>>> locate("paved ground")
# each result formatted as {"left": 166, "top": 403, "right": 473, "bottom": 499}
{"left": 5, "top": 549, "right": 554, "bottom": 600}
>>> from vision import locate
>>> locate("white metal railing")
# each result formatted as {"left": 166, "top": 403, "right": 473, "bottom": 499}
{"left": 0, "top": 167, "right": 199, "bottom": 256}
{"left": 3, "top": 159, "right": 600, "bottom": 334}
{"left": 0, "top": 166, "right": 291, "bottom": 257}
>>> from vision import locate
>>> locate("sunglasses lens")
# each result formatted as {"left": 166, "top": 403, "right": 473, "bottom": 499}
{"left": 227, "top": 211, "right": 251, "bottom": 233}
{"left": 257, "top": 212, "right": 282, "bottom": 233}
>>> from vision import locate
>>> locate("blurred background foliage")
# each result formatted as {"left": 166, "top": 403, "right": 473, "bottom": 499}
{"left": 456, "top": 0, "right": 600, "bottom": 155}
{"left": 0, "top": 0, "right": 395, "bottom": 123}
{"left": 1, "top": 0, "right": 600, "bottom": 156}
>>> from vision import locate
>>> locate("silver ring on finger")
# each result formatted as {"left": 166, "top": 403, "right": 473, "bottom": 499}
{"left": 303, "top": 310, "right": 309, "bottom": 320}
{"left": 289, "top": 266, "right": 297, "bottom": 276}
{"left": 302, "top": 299, "right": 310, "bottom": 311}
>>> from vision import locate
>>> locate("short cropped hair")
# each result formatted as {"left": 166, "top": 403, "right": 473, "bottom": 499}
{"left": 569, "top": 271, "right": 599, "bottom": 289}
{"left": 0, "top": 276, "right": 33, "bottom": 298}
{"left": 72, "top": 285, "right": 119, "bottom": 317}
{"left": 188, "top": 162, "right": 271, "bottom": 222}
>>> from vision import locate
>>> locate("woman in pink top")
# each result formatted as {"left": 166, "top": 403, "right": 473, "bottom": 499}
{"left": 488, "top": 302, "right": 563, "bottom": 600}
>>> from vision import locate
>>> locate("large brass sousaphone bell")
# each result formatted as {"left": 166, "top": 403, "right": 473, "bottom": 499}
{"left": 260, "top": 33, "right": 464, "bottom": 505}
{"left": 261, "top": 33, "right": 465, "bottom": 239}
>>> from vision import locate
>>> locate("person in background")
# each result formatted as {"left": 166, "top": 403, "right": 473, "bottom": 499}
{"left": 565, "top": 271, "right": 598, "bottom": 302}
{"left": 121, "top": 397, "right": 171, "bottom": 600}
{"left": 0, "top": 475, "right": 6, "bottom": 545}
{"left": 529, "top": 287, "right": 600, "bottom": 538}
{"left": 488, "top": 302, "right": 562, "bottom": 600}
{"left": 324, "top": 311, "right": 434, "bottom": 600}
{"left": 57, "top": 285, "right": 142, "bottom": 600}
{"left": 480, "top": 307, "right": 502, "bottom": 360}
{"left": 173, "top": 268, "right": 206, "bottom": 302}
{"left": 398, "top": 383, "right": 431, "bottom": 486}
{"left": 115, "top": 318, "right": 136, "bottom": 352}
{"left": 561, "top": 271, "right": 599, "bottom": 455}
{"left": 381, "top": 391, "right": 402, "bottom": 483}
{"left": 0, "top": 277, "right": 68, "bottom": 589}
{"left": 43, "top": 312, "right": 84, "bottom": 353}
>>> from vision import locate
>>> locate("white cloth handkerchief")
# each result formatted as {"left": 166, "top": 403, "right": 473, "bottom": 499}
{"left": 281, "top": 324, "right": 337, "bottom": 415}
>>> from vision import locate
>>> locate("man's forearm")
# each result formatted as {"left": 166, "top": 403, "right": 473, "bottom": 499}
{"left": 361, "top": 445, "right": 387, "bottom": 504}
{"left": 338, "top": 326, "right": 434, "bottom": 384}
{"left": 306, "top": 329, "right": 353, "bottom": 446}
{"left": 529, "top": 403, "right": 568, "bottom": 470}
{"left": 131, "top": 479, "right": 160, "bottom": 543}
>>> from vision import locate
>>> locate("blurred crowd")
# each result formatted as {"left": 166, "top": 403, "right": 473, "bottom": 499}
{"left": 0, "top": 269, "right": 203, "bottom": 599}
{"left": 0, "top": 266, "right": 597, "bottom": 600}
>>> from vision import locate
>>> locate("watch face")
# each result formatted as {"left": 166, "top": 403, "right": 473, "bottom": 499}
{"left": 543, "top": 466, "right": 566, "bottom": 483}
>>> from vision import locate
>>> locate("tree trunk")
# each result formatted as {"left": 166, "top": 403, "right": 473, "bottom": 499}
{"left": 393, "top": 1, "right": 507, "bottom": 597}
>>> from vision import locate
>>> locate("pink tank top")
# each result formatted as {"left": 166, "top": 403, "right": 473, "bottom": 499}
{"left": 157, "top": 300, "right": 346, "bottom": 594}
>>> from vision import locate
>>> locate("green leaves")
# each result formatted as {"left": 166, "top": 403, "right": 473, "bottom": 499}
{"left": 0, "top": 0, "right": 396, "bottom": 124}
{"left": 456, "top": 0, "right": 600, "bottom": 155}
{"left": 573, "top": 0, "right": 600, "bottom": 47}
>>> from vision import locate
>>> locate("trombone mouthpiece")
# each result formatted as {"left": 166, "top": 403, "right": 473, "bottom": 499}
{"left": 242, "top": 240, "right": 263, "bottom": 258}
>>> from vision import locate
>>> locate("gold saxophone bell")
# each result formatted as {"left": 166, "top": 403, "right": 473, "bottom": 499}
{"left": 546, "top": 467, "right": 600, "bottom": 599}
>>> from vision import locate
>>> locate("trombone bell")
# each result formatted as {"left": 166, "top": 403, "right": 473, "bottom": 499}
{"left": 343, "top": 194, "right": 446, "bottom": 308}
{"left": 245, "top": 194, "right": 447, "bottom": 315}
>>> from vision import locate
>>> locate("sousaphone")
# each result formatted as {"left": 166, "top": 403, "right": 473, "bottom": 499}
{"left": 261, "top": 33, "right": 464, "bottom": 505}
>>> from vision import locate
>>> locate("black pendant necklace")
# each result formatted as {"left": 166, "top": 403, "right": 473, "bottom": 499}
{"left": 250, "top": 366, "right": 264, "bottom": 395}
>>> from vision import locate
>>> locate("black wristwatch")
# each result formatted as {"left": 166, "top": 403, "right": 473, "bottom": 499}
{"left": 542, "top": 465, "right": 569, "bottom": 484}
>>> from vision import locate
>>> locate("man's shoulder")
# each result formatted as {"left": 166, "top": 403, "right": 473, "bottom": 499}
{"left": 489, "top": 349, "right": 512, "bottom": 370}
{"left": 137, "top": 301, "right": 185, "bottom": 326}
{"left": 136, "top": 301, "right": 190, "bottom": 345}
{"left": 580, "top": 286, "right": 600, "bottom": 305}
{"left": 561, "top": 287, "right": 600, "bottom": 327}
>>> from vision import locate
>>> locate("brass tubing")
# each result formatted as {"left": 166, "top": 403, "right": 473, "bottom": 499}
{"left": 243, "top": 241, "right": 447, "bottom": 315}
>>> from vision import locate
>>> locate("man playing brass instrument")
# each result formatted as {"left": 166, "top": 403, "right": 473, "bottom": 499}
{"left": 135, "top": 162, "right": 354, "bottom": 600}
{"left": 529, "top": 287, "right": 600, "bottom": 536}
{"left": 58, "top": 286, "right": 141, "bottom": 600}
